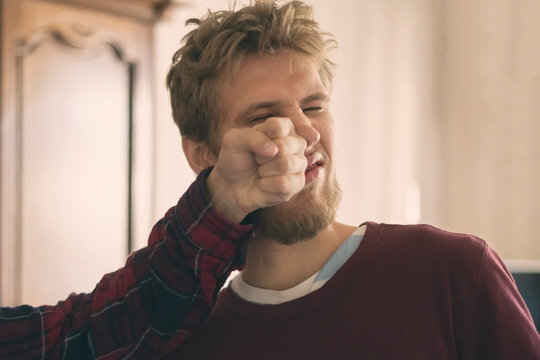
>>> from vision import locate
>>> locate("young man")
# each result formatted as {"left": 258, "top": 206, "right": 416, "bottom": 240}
{"left": 162, "top": 0, "right": 540, "bottom": 359}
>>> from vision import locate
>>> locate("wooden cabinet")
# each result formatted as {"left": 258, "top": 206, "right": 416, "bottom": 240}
{"left": 1, "top": 0, "right": 170, "bottom": 306}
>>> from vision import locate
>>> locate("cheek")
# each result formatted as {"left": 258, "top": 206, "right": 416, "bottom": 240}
{"left": 314, "top": 120, "right": 336, "bottom": 156}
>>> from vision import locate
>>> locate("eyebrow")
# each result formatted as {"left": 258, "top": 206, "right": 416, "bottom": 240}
{"left": 301, "top": 92, "right": 330, "bottom": 104}
{"left": 240, "top": 92, "right": 330, "bottom": 118}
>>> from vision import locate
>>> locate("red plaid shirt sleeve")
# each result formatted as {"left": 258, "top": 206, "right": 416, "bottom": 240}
{"left": 0, "top": 168, "right": 254, "bottom": 359}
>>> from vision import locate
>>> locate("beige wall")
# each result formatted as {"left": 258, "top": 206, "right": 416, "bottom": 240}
{"left": 440, "top": 0, "right": 540, "bottom": 258}
{"left": 153, "top": 0, "right": 540, "bottom": 260}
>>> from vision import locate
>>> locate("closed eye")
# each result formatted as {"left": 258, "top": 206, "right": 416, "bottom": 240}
{"left": 303, "top": 107, "right": 323, "bottom": 113}
{"left": 249, "top": 113, "right": 275, "bottom": 123}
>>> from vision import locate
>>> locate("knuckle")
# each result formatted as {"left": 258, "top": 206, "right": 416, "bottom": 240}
{"left": 272, "top": 138, "right": 285, "bottom": 153}
{"left": 272, "top": 176, "right": 290, "bottom": 194}
{"left": 274, "top": 136, "right": 303, "bottom": 155}
{"left": 296, "top": 135, "right": 308, "bottom": 149}
{"left": 268, "top": 117, "right": 291, "bottom": 136}
{"left": 275, "top": 156, "right": 292, "bottom": 172}
{"left": 270, "top": 120, "right": 285, "bottom": 134}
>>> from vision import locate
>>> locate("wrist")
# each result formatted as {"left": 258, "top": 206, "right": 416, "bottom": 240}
{"left": 206, "top": 169, "right": 248, "bottom": 224}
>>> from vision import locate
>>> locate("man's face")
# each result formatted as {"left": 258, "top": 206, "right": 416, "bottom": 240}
{"left": 217, "top": 50, "right": 341, "bottom": 244}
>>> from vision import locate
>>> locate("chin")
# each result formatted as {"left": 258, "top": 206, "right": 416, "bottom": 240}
{"left": 256, "top": 172, "right": 342, "bottom": 245}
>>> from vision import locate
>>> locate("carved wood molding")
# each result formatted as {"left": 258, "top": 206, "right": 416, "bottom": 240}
{"left": 43, "top": 0, "right": 174, "bottom": 22}
{"left": 17, "top": 23, "right": 132, "bottom": 62}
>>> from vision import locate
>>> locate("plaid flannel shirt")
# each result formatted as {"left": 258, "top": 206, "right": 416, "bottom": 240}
{"left": 0, "top": 169, "right": 253, "bottom": 359}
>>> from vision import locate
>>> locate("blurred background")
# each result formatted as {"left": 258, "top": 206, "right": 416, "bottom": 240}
{"left": 1, "top": 0, "right": 539, "bottom": 318}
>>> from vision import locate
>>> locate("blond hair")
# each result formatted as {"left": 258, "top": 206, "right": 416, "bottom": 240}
{"left": 166, "top": 0, "right": 336, "bottom": 153}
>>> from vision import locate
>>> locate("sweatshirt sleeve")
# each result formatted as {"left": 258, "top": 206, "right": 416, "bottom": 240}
{"left": 459, "top": 242, "right": 540, "bottom": 359}
{"left": 0, "top": 168, "right": 254, "bottom": 359}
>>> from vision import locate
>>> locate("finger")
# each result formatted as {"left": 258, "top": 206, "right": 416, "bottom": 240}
{"left": 273, "top": 134, "right": 307, "bottom": 156}
{"left": 257, "top": 154, "right": 308, "bottom": 178}
{"left": 222, "top": 128, "right": 278, "bottom": 157}
{"left": 253, "top": 135, "right": 307, "bottom": 165}
{"left": 253, "top": 117, "right": 295, "bottom": 140}
{"left": 258, "top": 172, "right": 306, "bottom": 201}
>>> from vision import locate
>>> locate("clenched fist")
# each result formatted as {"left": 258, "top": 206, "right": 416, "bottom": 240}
{"left": 207, "top": 117, "right": 308, "bottom": 223}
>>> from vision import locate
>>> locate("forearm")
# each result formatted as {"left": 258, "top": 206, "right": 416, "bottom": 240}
{"left": 0, "top": 169, "right": 253, "bottom": 359}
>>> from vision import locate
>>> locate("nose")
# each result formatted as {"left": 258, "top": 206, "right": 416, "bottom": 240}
{"left": 291, "top": 110, "right": 320, "bottom": 150}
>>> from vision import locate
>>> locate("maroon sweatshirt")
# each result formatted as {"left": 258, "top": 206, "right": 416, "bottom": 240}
{"left": 164, "top": 222, "right": 540, "bottom": 359}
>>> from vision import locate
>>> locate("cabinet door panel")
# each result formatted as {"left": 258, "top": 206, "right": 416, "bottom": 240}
{"left": 1, "top": 0, "right": 156, "bottom": 306}
{"left": 20, "top": 40, "right": 129, "bottom": 304}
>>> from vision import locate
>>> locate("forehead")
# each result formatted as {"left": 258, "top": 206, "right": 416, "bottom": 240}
{"left": 226, "top": 51, "right": 316, "bottom": 84}
{"left": 218, "top": 51, "right": 327, "bottom": 117}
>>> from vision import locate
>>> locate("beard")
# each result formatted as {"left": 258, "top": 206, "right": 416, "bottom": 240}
{"left": 254, "top": 168, "right": 342, "bottom": 245}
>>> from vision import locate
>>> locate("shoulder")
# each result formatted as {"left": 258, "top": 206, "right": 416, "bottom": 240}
{"left": 370, "top": 222, "right": 486, "bottom": 250}
{"left": 363, "top": 222, "right": 489, "bottom": 273}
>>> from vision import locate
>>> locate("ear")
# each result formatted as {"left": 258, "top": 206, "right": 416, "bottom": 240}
{"left": 182, "top": 136, "right": 217, "bottom": 174}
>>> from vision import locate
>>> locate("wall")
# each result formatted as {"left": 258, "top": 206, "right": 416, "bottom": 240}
{"left": 441, "top": 0, "right": 540, "bottom": 258}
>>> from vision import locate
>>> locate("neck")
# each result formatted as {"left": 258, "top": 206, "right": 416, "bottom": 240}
{"left": 241, "top": 221, "right": 357, "bottom": 291}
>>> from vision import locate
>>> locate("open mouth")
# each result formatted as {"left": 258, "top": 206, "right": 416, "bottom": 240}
{"left": 304, "top": 159, "right": 324, "bottom": 185}
{"left": 305, "top": 161, "right": 323, "bottom": 174}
